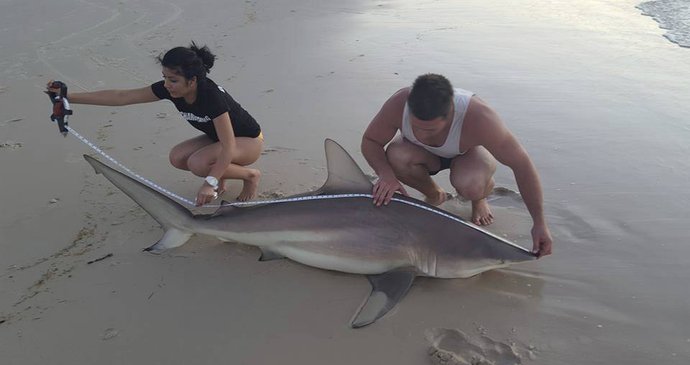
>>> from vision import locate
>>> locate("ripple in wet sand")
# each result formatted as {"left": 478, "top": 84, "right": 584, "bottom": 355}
{"left": 426, "top": 328, "right": 525, "bottom": 365}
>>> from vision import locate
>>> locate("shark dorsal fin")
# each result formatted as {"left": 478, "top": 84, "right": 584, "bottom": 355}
{"left": 317, "top": 139, "right": 373, "bottom": 194}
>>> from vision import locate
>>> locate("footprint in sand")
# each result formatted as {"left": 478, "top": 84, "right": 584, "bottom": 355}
{"left": 0, "top": 118, "right": 23, "bottom": 127}
{"left": 258, "top": 191, "right": 286, "bottom": 199}
{"left": 0, "top": 141, "right": 23, "bottom": 150}
{"left": 486, "top": 186, "right": 524, "bottom": 206}
{"left": 426, "top": 328, "right": 525, "bottom": 365}
{"left": 261, "top": 146, "right": 296, "bottom": 155}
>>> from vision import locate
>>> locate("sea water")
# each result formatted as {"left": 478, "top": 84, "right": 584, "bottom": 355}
{"left": 638, "top": 0, "right": 690, "bottom": 47}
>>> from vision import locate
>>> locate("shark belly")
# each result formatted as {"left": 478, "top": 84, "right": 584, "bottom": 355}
{"left": 208, "top": 229, "right": 413, "bottom": 275}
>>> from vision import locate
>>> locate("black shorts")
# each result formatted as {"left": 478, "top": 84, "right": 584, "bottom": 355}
{"left": 430, "top": 156, "right": 453, "bottom": 176}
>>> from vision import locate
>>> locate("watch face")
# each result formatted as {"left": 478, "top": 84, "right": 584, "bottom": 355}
{"left": 205, "top": 176, "right": 218, "bottom": 187}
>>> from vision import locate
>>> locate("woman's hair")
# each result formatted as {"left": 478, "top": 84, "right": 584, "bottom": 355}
{"left": 408, "top": 73, "right": 454, "bottom": 120}
{"left": 157, "top": 41, "right": 217, "bottom": 81}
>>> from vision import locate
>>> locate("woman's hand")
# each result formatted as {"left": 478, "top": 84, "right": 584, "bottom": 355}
{"left": 45, "top": 80, "right": 65, "bottom": 96}
{"left": 195, "top": 183, "right": 218, "bottom": 206}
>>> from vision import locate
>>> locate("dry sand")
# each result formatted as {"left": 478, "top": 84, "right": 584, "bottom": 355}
{"left": 2, "top": 0, "right": 690, "bottom": 364}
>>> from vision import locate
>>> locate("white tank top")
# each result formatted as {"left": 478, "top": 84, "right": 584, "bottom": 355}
{"left": 401, "top": 87, "right": 475, "bottom": 158}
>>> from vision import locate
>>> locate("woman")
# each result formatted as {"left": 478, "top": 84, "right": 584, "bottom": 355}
{"left": 47, "top": 42, "right": 263, "bottom": 206}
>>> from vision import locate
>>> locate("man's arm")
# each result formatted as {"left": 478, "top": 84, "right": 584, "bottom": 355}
{"left": 361, "top": 88, "right": 409, "bottom": 206}
{"left": 463, "top": 100, "right": 553, "bottom": 256}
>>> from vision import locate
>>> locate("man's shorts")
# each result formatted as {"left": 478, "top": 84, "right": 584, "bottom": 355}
{"left": 430, "top": 156, "right": 453, "bottom": 176}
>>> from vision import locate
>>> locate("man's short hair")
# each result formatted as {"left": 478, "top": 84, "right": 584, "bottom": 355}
{"left": 408, "top": 74, "right": 454, "bottom": 120}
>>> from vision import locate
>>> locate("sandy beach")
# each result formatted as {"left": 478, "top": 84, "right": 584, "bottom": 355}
{"left": 2, "top": 0, "right": 689, "bottom": 364}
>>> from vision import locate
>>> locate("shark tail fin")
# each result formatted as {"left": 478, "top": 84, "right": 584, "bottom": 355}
{"left": 83, "top": 155, "right": 195, "bottom": 251}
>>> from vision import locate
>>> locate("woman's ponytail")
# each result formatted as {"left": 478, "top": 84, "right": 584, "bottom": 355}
{"left": 190, "top": 41, "right": 216, "bottom": 72}
{"left": 157, "top": 41, "right": 217, "bottom": 80}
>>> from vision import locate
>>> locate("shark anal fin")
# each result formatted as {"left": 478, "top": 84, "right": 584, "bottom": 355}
{"left": 351, "top": 267, "right": 417, "bottom": 328}
{"left": 258, "top": 248, "right": 285, "bottom": 261}
{"left": 143, "top": 228, "right": 192, "bottom": 255}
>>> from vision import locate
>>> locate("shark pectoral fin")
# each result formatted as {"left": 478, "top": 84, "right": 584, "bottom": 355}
{"left": 351, "top": 267, "right": 417, "bottom": 328}
{"left": 258, "top": 248, "right": 285, "bottom": 261}
{"left": 143, "top": 228, "right": 192, "bottom": 254}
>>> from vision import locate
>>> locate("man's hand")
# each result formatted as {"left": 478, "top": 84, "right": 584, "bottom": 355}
{"left": 372, "top": 174, "right": 408, "bottom": 206}
{"left": 531, "top": 223, "right": 553, "bottom": 257}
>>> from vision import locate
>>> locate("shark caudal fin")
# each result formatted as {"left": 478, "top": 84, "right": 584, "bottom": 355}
{"left": 315, "top": 139, "right": 373, "bottom": 195}
{"left": 83, "top": 155, "right": 195, "bottom": 253}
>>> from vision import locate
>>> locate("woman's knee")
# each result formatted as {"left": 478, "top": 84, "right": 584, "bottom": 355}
{"left": 169, "top": 135, "right": 215, "bottom": 171}
{"left": 187, "top": 153, "right": 212, "bottom": 177}
{"left": 169, "top": 147, "right": 188, "bottom": 170}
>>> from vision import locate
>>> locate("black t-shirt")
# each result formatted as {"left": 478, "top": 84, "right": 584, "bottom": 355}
{"left": 151, "top": 79, "right": 261, "bottom": 141}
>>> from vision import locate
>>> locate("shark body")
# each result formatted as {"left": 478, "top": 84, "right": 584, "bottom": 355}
{"left": 84, "top": 139, "right": 535, "bottom": 327}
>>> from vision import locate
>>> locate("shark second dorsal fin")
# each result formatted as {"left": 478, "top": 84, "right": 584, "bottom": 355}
{"left": 317, "top": 139, "right": 373, "bottom": 195}
{"left": 210, "top": 201, "right": 237, "bottom": 217}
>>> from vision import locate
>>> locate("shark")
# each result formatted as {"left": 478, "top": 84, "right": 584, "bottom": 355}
{"left": 83, "top": 139, "right": 536, "bottom": 328}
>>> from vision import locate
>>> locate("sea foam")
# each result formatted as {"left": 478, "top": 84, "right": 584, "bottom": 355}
{"left": 638, "top": 0, "right": 690, "bottom": 48}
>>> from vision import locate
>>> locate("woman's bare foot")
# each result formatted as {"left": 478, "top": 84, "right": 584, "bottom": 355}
{"left": 471, "top": 198, "right": 494, "bottom": 226}
{"left": 237, "top": 169, "right": 261, "bottom": 201}
{"left": 425, "top": 189, "right": 450, "bottom": 206}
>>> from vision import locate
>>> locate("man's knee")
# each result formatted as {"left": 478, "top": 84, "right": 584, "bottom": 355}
{"left": 385, "top": 143, "right": 417, "bottom": 172}
{"left": 452, "top": 177, "right": 492, "bottom": 201}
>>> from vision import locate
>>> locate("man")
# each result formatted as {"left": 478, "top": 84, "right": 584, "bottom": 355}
{"left": 361, "top": 74, "right": 553, "bottom": 257}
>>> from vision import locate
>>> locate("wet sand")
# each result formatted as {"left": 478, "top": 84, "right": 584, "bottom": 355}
{"left": 1, "top": 0, "right": 689, "bottom": 364}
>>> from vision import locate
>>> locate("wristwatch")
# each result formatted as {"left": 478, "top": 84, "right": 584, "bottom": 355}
{"left": 204, "top": 176, "right": 219, "bottom": 190}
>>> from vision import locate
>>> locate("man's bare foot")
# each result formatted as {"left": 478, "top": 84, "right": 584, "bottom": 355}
{"left": 471, "top": 198, "right": 494, "bottom": 226}
{"left": 424, "top": 189, "right": 450, "bottom": 206}
{"left": 237, "top": 169, "right": 261, "bottom": 201}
